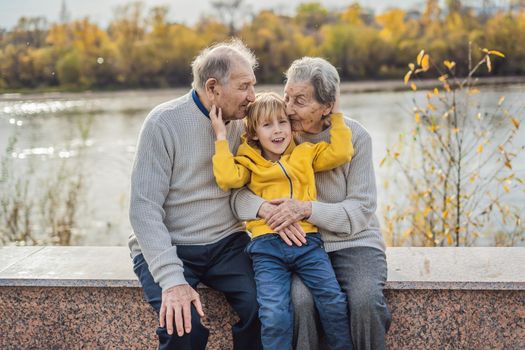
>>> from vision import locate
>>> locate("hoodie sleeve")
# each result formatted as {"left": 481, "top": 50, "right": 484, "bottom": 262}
{"left": 310, "top": 113, "right": 354, "bottom": 172}
{"left": 213, "top": 140, "right": 251, "bottom": 191}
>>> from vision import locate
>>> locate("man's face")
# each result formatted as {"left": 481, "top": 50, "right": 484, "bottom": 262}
{"left": 215, "top": 60, "right": 256, "bottom": 121}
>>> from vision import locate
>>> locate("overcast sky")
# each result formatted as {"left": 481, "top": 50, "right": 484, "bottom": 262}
{"left": 0, "top": 0, "right": 430, "bottom": 30}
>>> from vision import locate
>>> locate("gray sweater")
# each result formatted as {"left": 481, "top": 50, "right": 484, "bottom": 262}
{"left": 128, "top": 91, "right": 245, "bottom": 291}
{"left": 231, "top": 118, "right": 386, "bottom": 253}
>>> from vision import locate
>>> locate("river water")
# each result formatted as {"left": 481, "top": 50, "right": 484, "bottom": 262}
{"left": 1, "top": 83, "right": 524, "bottom": 246}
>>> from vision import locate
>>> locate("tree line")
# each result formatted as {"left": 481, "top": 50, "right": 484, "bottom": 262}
{"left": 1, "top": 0, "right": 524, "bottom": 90}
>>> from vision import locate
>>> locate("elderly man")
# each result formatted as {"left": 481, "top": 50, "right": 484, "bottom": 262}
{"left": 129, "top": 39, "right": 261, "bottom": 350}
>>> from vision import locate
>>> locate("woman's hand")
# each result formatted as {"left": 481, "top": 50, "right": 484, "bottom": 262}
{"left": 258, "top": 201, "right": 307, "bottom": 246}
{"left": 210, "top": 105, "right": 226, "bottom": 140}
{"left": 266, "top": 198, "right": 312, "bottom": 232}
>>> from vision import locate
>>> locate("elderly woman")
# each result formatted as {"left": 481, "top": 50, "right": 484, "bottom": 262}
{"left": 232, "top": 57, "right": 391, "bottom": 350}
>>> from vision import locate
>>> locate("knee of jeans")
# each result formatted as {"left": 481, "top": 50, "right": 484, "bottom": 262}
{"left": 260, "top": 308, "right": 292, "bottom": 332}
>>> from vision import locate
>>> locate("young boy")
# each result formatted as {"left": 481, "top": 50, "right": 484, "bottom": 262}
{"left": 210, "top": 92, "right": 353, "bottom": 350}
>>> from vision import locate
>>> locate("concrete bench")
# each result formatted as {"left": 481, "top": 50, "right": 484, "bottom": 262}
{"left": 1, "top": 246, "right": 524, "bottom": 349}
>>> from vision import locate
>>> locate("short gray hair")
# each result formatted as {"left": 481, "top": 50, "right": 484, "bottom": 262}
{"left": 191, "top": 39, "right": 258, "bottom": 90}
{"left": 285, "top": 57, "right": 340, "bottom": 105}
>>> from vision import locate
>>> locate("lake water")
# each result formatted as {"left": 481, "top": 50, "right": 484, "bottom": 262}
{"left": 1, "top": 83, "right": 524, "bottom": 246}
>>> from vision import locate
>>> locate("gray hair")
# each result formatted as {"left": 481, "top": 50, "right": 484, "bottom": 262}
{"left": 285, "top": 57, "right": 340, "bottom": 105}
{"left": 191, "top": 39, "right": 258, "bottom": 90}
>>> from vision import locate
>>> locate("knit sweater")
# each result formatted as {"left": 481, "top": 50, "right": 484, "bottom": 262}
{"left": 231, "top": 117, "right": 386, "bottom": 253}
{"left": 128, "top": 91, "right": 245, "bottom": 291}
{"left": 213, "top": 114, "right": 353, "bottom": 238}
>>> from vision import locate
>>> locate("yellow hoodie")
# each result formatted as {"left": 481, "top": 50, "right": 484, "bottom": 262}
{"left": 213, "top": 113, "right": 353, "bottom": 238}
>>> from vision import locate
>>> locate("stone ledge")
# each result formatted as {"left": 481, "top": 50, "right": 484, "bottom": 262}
{"left": 1, "top": 246, "right": 524, "bottom": 349}
{"left": 1, "top": 246, "right": 524, "bottom": 290}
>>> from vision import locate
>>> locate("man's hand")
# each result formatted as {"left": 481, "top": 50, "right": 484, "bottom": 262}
{"left": 266, "top": 198, "right": 312, "bottom": 232}
{"left": 160, "top": 284, "right": 204, "bottom": 337}
{"left": 258, "top": 200, "right": 308, "bottom": 246}
{"left": 210, "top": 105, "right": 227, "bottom": 140}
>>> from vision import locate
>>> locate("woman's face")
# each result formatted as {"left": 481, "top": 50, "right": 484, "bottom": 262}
{"left": 284, "top": 81, "right": 332, "bottom": 134}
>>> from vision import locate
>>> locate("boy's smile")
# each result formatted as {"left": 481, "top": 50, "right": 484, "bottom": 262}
{"left": 253, "top": 112, "right": 292, "bottom": 162}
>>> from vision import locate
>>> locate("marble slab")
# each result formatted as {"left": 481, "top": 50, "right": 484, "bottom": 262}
{"left": 1, "top": 246, "right": 524, "bottom": 290}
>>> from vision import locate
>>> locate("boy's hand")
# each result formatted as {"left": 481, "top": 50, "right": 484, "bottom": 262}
{"left": 210, "top": 105, "right": 227, "bottom": 140}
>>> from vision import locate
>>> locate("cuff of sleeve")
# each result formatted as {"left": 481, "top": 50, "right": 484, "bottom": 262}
{"left": 158, "top": 270, "right": 188, "bottom": 292}
{"left": 308, "top": 201, "right": 332, "bottom": 227}
{"left": 238, "top": 192, "right": 266, "bottom": 220}
{"left": 215, "top": 140, "right": 231, "bottom": 154}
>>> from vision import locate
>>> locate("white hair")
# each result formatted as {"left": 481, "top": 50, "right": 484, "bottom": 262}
{"left": 285, "top": 57, "right": 340, "bottom": 105}
{"left": 191, "top": 39, "right": 258, "bottom": 90}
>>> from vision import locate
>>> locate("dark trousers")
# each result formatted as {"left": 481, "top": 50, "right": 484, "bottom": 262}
{"left": 133, "top": 232, "right": 262, "bottom": 350}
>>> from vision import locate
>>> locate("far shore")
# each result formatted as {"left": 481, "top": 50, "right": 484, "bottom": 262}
{"left": 2, "top": 76, "right": 524, "bottom": 101}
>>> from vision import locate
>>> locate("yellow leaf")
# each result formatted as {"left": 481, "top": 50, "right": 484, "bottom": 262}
{"left": 402, "top": 227, "right": 413, "bottom": 237}
{"left": 477, "top": 144, "right": 484, "bottom": 154}
{"left": 379, "top": 157, "right": 387, "bottom": 167}
{"left": 438, "top": 74, "right": 448, "bottom": 82}
{"left": 511, "top": 118, "right": 520, "bottom": 129}
{"left": 488, "top": 50, "right": 505, "bottom": 58}
{"left": 433, "top": 88, "right": 439, "bottom": 95}
{"left": 415, "top": 112, "right": 420, "bottom": 124}
{"left": 417, "top": 50, "right": 425, "bottom": 65}
{"left": 393, "top": 152, "right": 400, "bottom": 159}
{"left": 452, "top": 127, "right": 460, "bottom": 133}
{"left": 498, "top": 96, "right": 505, "bottom": 106}
{"left": 408, "top": 63, "right": 415, "bottom": 71}
{"left": 429, "top": 124, "right": 439, "bottom": 132}
{"left": 427, "top": 103, "right": 436, "bottom": 111}
{"left": 423, "top": 207, "right": 431, "bottom": 217}
{"left": 468, "top": 88, "right": 480, "bottom": 95}
{"left": 481, "top": 48, "right": 489, "bottom": 54}
{"left": 404, "top": 70, "right": 412, "bottom": 84}
{"left": 486, "top": 55, "right": 492, "bottom": 72}
{"left": 447, "top": 233, "right": 453, "bottom": 245}
{"left": 411, "top": 82, "right": 417, "bottom": 91}
{"left": 469, "top": 173, "right": 478, "bottom": 183}
{"left": 443, "top": 60, "right": 456, "bottom": 70}
{"left": 503, "top": 185, "right": 510, "bottom": 193}
{"left": 421, "top": 54, "right": 430, "bottom": 71}
{"left": 505, "top": 160, "right": 513, "bottom": 169}
{"left": 442, "top": 210, "right": 449, "bottom": 219}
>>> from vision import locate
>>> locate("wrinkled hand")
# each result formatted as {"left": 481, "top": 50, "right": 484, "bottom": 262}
{"left": 160, "top": 284, "right": 204, "bottom": 337}
{"left": 266, "top": 198, "right": 312, "bottom": 231}
{"left": 258, "top": 202, "right": 307, "bottom": 246}
{"left": 210, "top": 105, "right": 226, "bottom": 140}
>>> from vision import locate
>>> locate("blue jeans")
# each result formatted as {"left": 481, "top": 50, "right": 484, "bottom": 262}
{"left": 133, "top": 232, "right": 262, "bottom": 350}
{"left": 246, "top": 233, "right": 352, "bottom": 350}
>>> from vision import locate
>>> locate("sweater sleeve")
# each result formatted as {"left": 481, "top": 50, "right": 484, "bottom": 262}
{"left": 230, "top": 187, "right": 265, "bottom": 221}
{"left": 213, "top": 140, "right": 251, "bottom": 191}
{"left": 129, "top": 119, "right": 187, "bottom": 291}
{"left": 311, "top": 113, "right": 354, "bottom": 172}
{"left": 308, "top": 126, "right": 377, "bottom": 236}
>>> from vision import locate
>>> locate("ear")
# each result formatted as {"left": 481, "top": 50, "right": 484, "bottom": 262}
{"left": 204, "top": 78, "right": 220, "bottom": 101}
{"left": 322, "top": 102, "right": 334, "bottom": 117}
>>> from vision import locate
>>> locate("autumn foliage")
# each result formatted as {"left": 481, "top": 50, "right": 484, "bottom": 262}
{"left": 1, "top": 1, "right": 525, "bottom": 90}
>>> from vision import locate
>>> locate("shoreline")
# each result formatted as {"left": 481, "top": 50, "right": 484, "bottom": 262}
{"left": 1, "top": 76, "right": 524, "bottom": 101}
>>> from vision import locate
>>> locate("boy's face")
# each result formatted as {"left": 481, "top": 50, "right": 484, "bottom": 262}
{"left": 253, "top": 111, "right": 292, "bottom": 162}
{"left": 213, "top": 59, "right": 256, "bottom": 121}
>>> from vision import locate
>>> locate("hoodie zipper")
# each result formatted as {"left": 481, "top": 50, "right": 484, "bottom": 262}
{"left": 277, "top": 161, "right": 293, "bottom": 198}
